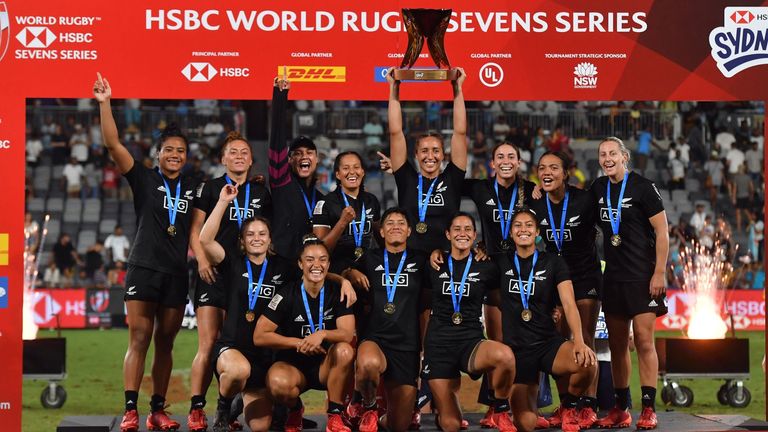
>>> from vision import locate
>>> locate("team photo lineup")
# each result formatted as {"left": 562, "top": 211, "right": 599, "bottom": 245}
{"left": 83, "top": 65, "right": 682, "bottom": 432}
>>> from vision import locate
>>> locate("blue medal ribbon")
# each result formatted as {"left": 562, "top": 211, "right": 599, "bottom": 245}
{"left": 384, "top": 249, "right": 408, "bottom": 306}
{"left": 225, "top": 176, "right": 251, "bottom": 229}
{"left": 417, "top": 174, "right": 438, "bottom": 225}
{"left": 341, "top": 191, "right": 366, "bottom": 250}
{"left": 300, "top": 282, "right": 325, "bottom": 334}
{"left": 494, "top": 181, "right": 518, "bottom": 241}
{"left": 545, "top": 190, "right": 570, "bottom": 253}
{"left": 447, "top": 252, "right": 473, "bottom": 316}
{"left": 158, "top": 170, "right": 181, "bottom": 229}
{"left": 513, "top": 250, "right": 539, "bottom": 313}
{"left": 298, "top": 184, "right": 317, "bottom": 221}
{"left": 606, "top": 172, "right": 629, "bottom": 238}
{"left": 245, "top": 258, "right": 268, "bottom": 312}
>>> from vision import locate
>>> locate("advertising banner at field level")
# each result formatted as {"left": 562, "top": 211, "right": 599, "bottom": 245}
{"left": 657, "top": 289, "right": 766, "bottom": 332}
{"left": 31, "top": 289, "right": 86, "bottom": 329}
{"left": 0, "top": 0, "right": 767, "bottom": 429}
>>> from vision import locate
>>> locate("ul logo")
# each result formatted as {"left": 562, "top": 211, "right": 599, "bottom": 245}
{"left": 479, "top": 63, "right": 504, "bottom": 88}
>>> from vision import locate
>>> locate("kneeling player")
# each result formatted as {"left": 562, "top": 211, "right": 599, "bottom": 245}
{"left": 498, "top": 209, "right": 596, "bottom": 432}
{"left": 254, "top": 238, "right": 355, "bottom": 432}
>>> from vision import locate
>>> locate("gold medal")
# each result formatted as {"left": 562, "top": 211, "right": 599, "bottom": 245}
{"left": 384, "top": 302, "right": 396, "bottom": 314}
{"left": 451, "top": 312, "right": 463, "bottom": 325}
{"left": 167, "top": 225, "right": 177, "bottom": 237}
{"left": 354, "top": 247, "right": 364, "bottom": 259}
{"left": 521, "top": 309, "right": 532, "bottom": 322}
{"left": 245, "top": 310, "right": 255, "bottom": 322}
{"left": 610, "top": 234, "right": 622, "bottom": 247}
{"left": 500, "top": 239, "right": 512, "bottom": 250}
{"left": 416, "top": 222, "right": 428, "bottom": 234}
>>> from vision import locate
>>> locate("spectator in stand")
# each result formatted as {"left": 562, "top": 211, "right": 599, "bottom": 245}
{"left": 84, "top": 241, "right": 106, "bottom": 279}
{"left": 27, "top": 130, "right": 44, "bottom": 168}
{"left": 104, "top": 225, "right": 130, "bottom": 264}
{"left": 70, "top": 136, "right": 90, "bottom": 164}
{"left": 715, "top": 127, "right": 736, "bottom": 154}
{"left": 704, "top": 151, "right": 725, "bottom": 208}
{"left": 53, "top": 233, "right": 80, "bottom": 279}
{"left": 726, "top": 141, "right": 746, "bottom": 178}
{"left": 62, "top": 157, "right": 85, "bottom": 197}
{"left": 125, "top": 98, "right": 142, "bottom": 127}
{"left": 699, "top": 215, "right": 715, "bottom": 250}
{"left": 745, "top": 141, "right": 763, "bottom": 183}
{"left": 667, "top": 145, "right": 686, "bottom": 190}
{"left": 102, "top": 160, "right": 120, "bottom": 198}
{"left": 731, "top": 164, "right": 755, "bottom": 232}
{"left": 108, "top": 260, "right": 128, "bottom": 288}
{"left": 735, "top": 120, "right": 752, "bottom": 143}
{"left": 568, "top": 162, "right": 586, "bottom": 189}
{"left": 51, "top": 124, "right": 70, "bottom": 165}
{"left": 90, "top": 116, "right": 103, "bottom": 149}
{"left": 362, "top": 114, "right": 384, "bottom": 149}
{"left": 24, "top": 212, "right": 40, "bottom": 254}
{"left": 673, "top": 136, "right": 691, "bottom": 168}
{"left": 748, "top": 211, "right": 764, "bottom": 263}
{"left": 532, "top": 127, "right": 547, "bottom": 168}
{"left": 202, "top": 116, "right": 225, "bottom": 148}
{"left": 41, "top": 115, "right": 58, "bottom": 147}
{"left": 686, "top": 119, "right": 705, "bottom": 166}
{"left": 689, "top": 203, "right": 708, "bottom": 234}
{"left": 635, "top": 123, "right": 661, "bottom": 175}
{"left": 548, "top": 124, "right": 572, "bottom": 158}
{"left": 492, "top": 115, "right": 511, "bottom": 142}
{"left": 43, "top": 259, "right": 63, "bottom": 288}
{"left": 750, "top": 127, "right": 764, "bottom": 152}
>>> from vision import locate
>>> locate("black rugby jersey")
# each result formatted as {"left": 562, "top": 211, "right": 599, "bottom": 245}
{"left": 124, "top": 163, "right": 199, "bottom": 275}
{"left": 463, "top": 178, "right": 535, "bottom": 256}
{"left": 424, "top": 254, "right": 499, "bottom": 344}
{"left": 529, "top": 186, "right": 600, "bottom": 281}
{"left": 394, "top": 161, "right": 465, "bottom": 253}
{"left": 590, "top": 172, "right": 665, "bottom": 282}
{"left": 313, "top": 189, "right": 381, "bottom": 274}
{"left": 352, "top": 248, "right": 428, "bottom": 352}
{"left": 496, "top": 251, "right": 570, "bottom": 350}
{"left": 194, "top": 175, "right": 272, "bottom": 253}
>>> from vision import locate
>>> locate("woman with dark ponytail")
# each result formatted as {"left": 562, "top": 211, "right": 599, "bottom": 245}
{"left": 94, "top": 73, "right": 199, "bottom": 432}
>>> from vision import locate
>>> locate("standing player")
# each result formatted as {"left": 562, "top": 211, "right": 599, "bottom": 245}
{"left": 94, "top": 73, "right": 196, "bottom": 432}
{"left": 386, "top": 67, "right": 468, "bottom": 254}
{"left": 343, "top": 208, "right": 428, "bottom": 432}
{"left": 529, "top": 152, "right": 601, "bottom": 429}
{"left": 591, "top": 137, "right": 668, "bottom": 430}
{"left": 423, "top": 213, "right": 517, "bottom": 432}
{"left": 254, "top": 239, "right": 356, "bottom": 432}
{"left": 187, "top": 131, "right": 272, "bottom": 431}
{"left": 496, "top": 208, "right": 596, "bottom": 432}
{"left": 199, "top": 184, "right": 291, "bottom": 432}
{"left": 268, "top": 72, "right": 324, "bottom": 260}
{"left": 461, "top": 141, "right": 534, "bottom": 427}
{"left": 313, "top": 151, "right": 381, "bottom": 274}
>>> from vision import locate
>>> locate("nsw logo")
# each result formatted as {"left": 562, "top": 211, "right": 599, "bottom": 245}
{"left": 182, "top": 62, "right": 218, "bottom": 82}
{"left": 16, "top": 25, "right": 56, "bottom": 48}
{"left": 573, "top": 62, "right": 598, "bottom": 89}
{"left": 709, "top": 7, "right": 768, "bottom": 77}
{"left": 0, "top": 2, "right": 9, "bottom": 62}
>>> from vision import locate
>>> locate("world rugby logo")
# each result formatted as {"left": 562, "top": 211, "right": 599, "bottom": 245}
{"left": 0, "top": 2, "right": 9, "bottom": 62}
{"left": 709, "top": 7, "right": 768, "bottom": 77}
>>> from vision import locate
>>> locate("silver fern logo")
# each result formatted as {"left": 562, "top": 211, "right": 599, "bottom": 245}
{"left": 573, "top": 62, "right": 598, "bottom": 89}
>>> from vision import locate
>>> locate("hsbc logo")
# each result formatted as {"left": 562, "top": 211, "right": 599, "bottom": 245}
{"left": 0, "top": 139, "right": 9, "bottom": 149}
{"left": 730, "top": 10, "right": 755, "bottom": 24}
{"left": 0, "top": 2, "right": 9, "bottom": 62}
{"left": 33, "top": 291, "right": 61, "bottom": 323}
{"left": 182, "top": 62, "right": 217, "bottom": 82}
{"left": 16, "top": 25, "right": 56, "bottom": 48}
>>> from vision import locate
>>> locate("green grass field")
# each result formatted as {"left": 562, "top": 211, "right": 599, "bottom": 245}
{"left": 22, "top": 330, "right": 766, "bottom": 432}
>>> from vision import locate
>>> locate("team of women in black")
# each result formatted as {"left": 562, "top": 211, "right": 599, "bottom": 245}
{"left": 96, "top": 67, "right": 666, "bottom": 432}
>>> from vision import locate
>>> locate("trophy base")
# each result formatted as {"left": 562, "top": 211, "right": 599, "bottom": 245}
{"left": 394, "top": 68, "right": 458, "bottom": 81}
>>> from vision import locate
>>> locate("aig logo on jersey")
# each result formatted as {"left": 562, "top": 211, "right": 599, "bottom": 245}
{"left": 422, "top": 181, "right": 447, "bottom": 207}
{"left": 347, "top": 208, "right": 373, "bottom": 235}
{"left": 442, "top": 281, "right": 471, "bottom": 297}
{"left": 230, "top": 207, "right": 255, "bottom": 221}
{"left": 493, "top": 209, "right": 513, "bottom": 222}
{"left": 163, "top": 196, "right": 189, "bottom": 213}
{"left": 301, "top": 324, "right": 325, "bottom": 337}
{"left": 599, "top": 208, "right": 618, "bottom": 222}
{"left": 252, "top": 283, "right": 274, "bottom": 299}
{"left": 509, "top": 280, "right": 536, "bottom": 295}
{"left": 381, "top": 273, "right": 409, "bottom": 287}
{"left": 546, "top": 229, "right": 572, "bottom": 242}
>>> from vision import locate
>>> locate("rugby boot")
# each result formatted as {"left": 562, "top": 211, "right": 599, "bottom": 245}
{"left": 595, "top": 406, "right": 631, "bottom": 429}
{"left": 284, "top": 405, "right": 304, "bottom": 432}
{"left": 120, "top": 409, "right": 139, "bottom": 432}
{"left": 359, "top": 409, "right": 380, "bottom": 432}
{"left": 560, "top": 407, "right": 580, "bottom": 432}
{"left": 187, "top": 408, "right": 208, "bottom": 432}
{"left": 326, "top": 413, "right": 352, "bottom": 432}
{"left": 480, "top": 406, "right": 496, "bottom": 428}
{"left": 146, "top": 408, "right": 181, "bottom": 431}
{"left": 636, "top": 407, "right": 658, "bottom": 430}
{"left": 492, "top": 411, "right": 517, "bottom": 432}
{"left": 548, "top": 406, "right": 563, "bottom": 428}
{"left": 577, "top": 406, "right": 598, "bottom": 429}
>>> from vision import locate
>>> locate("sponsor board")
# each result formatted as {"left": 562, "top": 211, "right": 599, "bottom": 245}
{"left": 277, "top": 66, "right": 346, "bottom": 82}
{"left": 656, "top": 289, "right": 765, "bottom": 331}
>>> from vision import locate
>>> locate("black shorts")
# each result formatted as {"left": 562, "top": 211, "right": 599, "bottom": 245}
{"left": 124, "top": 264, "right": 188, "bottom": 307}
{"left": 277, "top": 354, "right": 325, "bottom": 391}
{"left": 193, "top": 268, "right": 227, "bottom": 310}
{"left": 422, "top": 337, "right": 484, "bottom": 380}
{"left": 736, "top": 197, "right": 751, "bottom": 209}
{"left": 572, "top": 275, "right": 602, "bottom": 302}
{"left": 602, "top": 279, "right": 667, "bottom": 318}
{"left": 513, "top": 336, "right": 567, "bottom": 385}
{"left": 362, "top": 338, "right": 419, "bottom": 387}
{"left": 212, "top": 342, "right": 272, "bottom": 389}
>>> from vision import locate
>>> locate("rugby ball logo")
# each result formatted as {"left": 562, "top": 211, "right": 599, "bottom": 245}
{"left": 0, "top": 2, "right": 9, "bottom": 62}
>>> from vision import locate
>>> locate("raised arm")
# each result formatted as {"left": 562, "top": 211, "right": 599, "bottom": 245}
{"left": 199, "top": 184, "right": 239, "bottom": 266}
{"left": 449, "top": 67, "right": 468, "bottom": 170}
{"left": 268, "top": 70, "right": 292, "bottom": 188}
{"left": 93, "top": 73, "right": 134, "bottom": 174}
{"left": 387, "top": 69, "right": 408, "bottom": 172}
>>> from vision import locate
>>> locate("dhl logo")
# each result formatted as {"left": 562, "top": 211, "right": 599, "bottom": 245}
{"left": 277, "top": 66, "right": 346, "bottom": 82}
{"left": 0, "top": 233, "right": 7, "bottom": 265}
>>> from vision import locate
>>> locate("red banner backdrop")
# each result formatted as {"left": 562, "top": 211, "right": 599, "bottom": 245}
{"left": 30, "top": 289, "right": 86, "bottom": 329}
{"left": 657, "top": 289, "right": 766, "bottom": 332}
{"left": 0, "top": 0, "right": 767, "bottom": 428}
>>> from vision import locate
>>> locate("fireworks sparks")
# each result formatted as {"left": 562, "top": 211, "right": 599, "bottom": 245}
{"left": 22, "top": 214, "right": 49, "bottom": 340}
{"left": 676, "top": 242, "right": 732, "bottom": 339}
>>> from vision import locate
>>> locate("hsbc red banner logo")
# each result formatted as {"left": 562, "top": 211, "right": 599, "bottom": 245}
{"left": 0, "top": 2, "right": 9, "bottom": 62}
{"left": 16, "top": 26, "right": 56, "bottom": 48}
{"left": 656, "top": 289, "right": 765, "bottom": 331}
{"left": 33, "top": 289, "right": 86, "bottom": 328}
{"left": 730, "top": 10, "right": 755, "bottom": 24}
{"left": 182, "top": 61, "right": 250, "bottom": 82}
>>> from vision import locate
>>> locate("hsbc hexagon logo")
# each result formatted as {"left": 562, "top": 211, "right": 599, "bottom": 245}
{"left": 730, "top": 10, "right": 755, "bottom": 24}
{"left": 16, "top": 26, "right": 56, "bottom": 48}
{"left": 182, "top": 62, "right": 218, "bottom": 82}
{"left": 33, "top": 291, "right": 61, "bottom": 324}
{"left": 0, "top": 2, "right": 9, "bottom": 62}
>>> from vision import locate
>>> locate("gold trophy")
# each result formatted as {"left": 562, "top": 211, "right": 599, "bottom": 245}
{"left": 394, "top": 8, "right": 458, "bottom": 81}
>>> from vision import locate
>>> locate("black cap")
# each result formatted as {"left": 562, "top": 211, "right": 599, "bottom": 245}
{"left": 289, "top": 136, "right": 317, "bottom": 153}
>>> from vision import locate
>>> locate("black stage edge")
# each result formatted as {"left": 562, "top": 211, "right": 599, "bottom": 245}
{"left": 58, "top": 412, "right": 768, "bottom": 432}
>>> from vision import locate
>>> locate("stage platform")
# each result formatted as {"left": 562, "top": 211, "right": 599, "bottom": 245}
{"left": 57, "top": 411, "right": 768, "bottom": 432}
